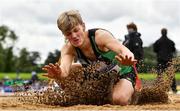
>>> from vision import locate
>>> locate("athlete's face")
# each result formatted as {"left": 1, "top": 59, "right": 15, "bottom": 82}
{"left": 64, "top": 24, "right": 85, "bottom": 47}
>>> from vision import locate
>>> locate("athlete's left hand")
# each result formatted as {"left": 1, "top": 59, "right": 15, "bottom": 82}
{"left": 115, "top": 54, "right": 137, "bottom": 66}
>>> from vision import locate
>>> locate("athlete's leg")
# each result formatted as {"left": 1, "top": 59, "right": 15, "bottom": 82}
{"left": 111, "top": 79, "right": 134, "bottom": 105}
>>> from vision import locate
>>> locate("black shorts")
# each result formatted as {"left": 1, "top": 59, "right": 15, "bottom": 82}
{"left": 119, "top": 72, "right": 136, "bottom": 87}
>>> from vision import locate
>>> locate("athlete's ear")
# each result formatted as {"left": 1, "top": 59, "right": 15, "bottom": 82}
{"left": 82, "top": 22, "right": 85, "bottom": 31}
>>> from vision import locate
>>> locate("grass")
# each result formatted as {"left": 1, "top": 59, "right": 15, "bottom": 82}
{"left": 0, "top": 72, "right": 180, "bottom": 80}
{"left": 139, "top": 73, "right": 180, "bottom": 80}
{"left": 0, "top": 72, "right": 47, "bottom": 80}
{"left": 139, "top": 73, "right": 157, "bottom": 80}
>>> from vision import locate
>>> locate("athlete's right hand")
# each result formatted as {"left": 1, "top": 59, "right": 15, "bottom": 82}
{"left": 42, "top": 63, "right": 62, "bottom": 79}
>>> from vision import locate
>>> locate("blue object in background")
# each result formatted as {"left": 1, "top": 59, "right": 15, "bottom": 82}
{"left": 3, "top": 86, "right": 13, "bottom": 92}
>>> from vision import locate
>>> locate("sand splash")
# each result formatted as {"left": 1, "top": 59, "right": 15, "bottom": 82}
{"left": 17, "top": 57, "right": 180, "bottom": 106}
{"left": 135, "top": 57, "right": 180, "bottom": 104}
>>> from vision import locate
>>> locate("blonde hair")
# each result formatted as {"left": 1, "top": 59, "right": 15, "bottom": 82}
{"left": 57, "top": 10, "right": 84, "bottom": 34}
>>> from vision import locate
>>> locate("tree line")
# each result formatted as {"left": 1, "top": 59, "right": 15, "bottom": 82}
{"left": 0, "top": 25, "right": 62, "bottom": 73}
{"left": 0, "top": 25, "right": 178, "bottom": 73}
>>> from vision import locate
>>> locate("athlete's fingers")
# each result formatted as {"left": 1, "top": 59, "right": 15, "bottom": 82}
{"left": 42, "top": 73, "right": 51, "bottom": 78}
{"left": 115, "top": 55, "right": 122, "bottom": 63}
{"left": 118, "top": 53, "right": 125, "bottom": 60}
{"left": 55, "top": 62, "right": 60, "bottom": 69}
{"left": 42, "top": 67, "right": 48, "bottom": 71}
{"left": 49, "top": 63, "right": 55, "bottom": 69}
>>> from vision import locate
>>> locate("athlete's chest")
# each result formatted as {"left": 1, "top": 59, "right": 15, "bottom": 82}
{"left": 82, "top": 47, "right": 97, "bottom": 61}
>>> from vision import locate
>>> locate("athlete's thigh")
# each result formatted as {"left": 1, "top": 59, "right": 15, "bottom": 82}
{"left": 112, "top": 79, "right": 134, "bottom": 97}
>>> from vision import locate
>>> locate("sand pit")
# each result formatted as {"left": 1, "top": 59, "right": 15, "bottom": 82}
{"left": 0, "top": 94, "right": 180, "bottom": 110}
{"left": 0, "top": 58, "right": 179, "bottom": 110}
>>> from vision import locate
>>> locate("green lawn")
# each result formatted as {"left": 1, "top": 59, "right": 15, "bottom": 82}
{"left": 0, "top": 72, "right": 180, "bottom": 80}
{"left": 139, "top": 73, "right": 180, "bottom": 80}
{"left": 0, "top": 72, "right": 47, "bottom": 80}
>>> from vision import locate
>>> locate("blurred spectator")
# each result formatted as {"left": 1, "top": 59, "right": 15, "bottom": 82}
{"left": 15, "top": 69, "right": 21, "bottom": 80}
{"left": 123, "top": 22, "right": 144, "bottom": 71}
{"left": 31, "top": 71, "right": 39, "bottom": 83}
{"left": 153, "top": 28, "right": 177, "bottom": 93}
{"left": 23, "top": 71, "right": 40, "bottom": 91}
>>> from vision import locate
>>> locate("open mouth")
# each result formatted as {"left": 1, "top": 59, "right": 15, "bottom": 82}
{"left": 73, "top": 39, "right": 80, "bottom": 44}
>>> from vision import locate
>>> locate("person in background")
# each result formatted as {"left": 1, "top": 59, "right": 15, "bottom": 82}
{"left": 31, "top": 71, "right": 39, "bottom": 83}
{"left": 123, "top": 22, "right": 143, "bottom": 71}
{"left": 153, "top": 28, "right": 177, "bottom": 93}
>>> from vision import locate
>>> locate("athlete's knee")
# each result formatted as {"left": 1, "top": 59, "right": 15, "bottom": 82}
{"left": 112, "top": 93, "right": 130, "bottom": 106}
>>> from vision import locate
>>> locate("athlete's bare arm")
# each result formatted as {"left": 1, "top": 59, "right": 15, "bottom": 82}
{"left": 95, "top": 29, "right": 136, "bottom": 65}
